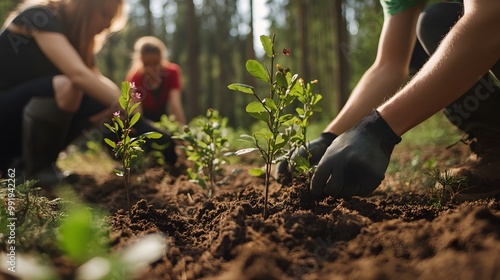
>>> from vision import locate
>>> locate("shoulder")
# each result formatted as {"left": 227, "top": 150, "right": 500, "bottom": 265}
{"left": 380, "top": 0, "right": 423, "bottom": 16}
{"left": 12, "top": 5, "right": 63, "bottom": 33}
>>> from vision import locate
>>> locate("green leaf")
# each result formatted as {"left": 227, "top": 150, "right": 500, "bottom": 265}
{"left": 103, "top": 123, "right": 115, "bottom": 133}
{"left": 143, "top": 132, "right": 163, "bottom": 139}
{"left": 274, "top": 135, "right": 287, "bottom": 151}
{"left": 260, "top": 35, "right": 273, "bottom": 58}
{"left": 104, "top": 138, "right": 116, "bottom": 148}
{"left": 119, "top": 95, "right": 127, "bottom": 110}
{"left": 116, "top": 117, "right": 124, "bottom": 129}
{"left": 312, "top": 94, "right": 323, "bottom": 105}
{"left": 289, "top": 74, "right": 299, "bottom": 89}
{"left": 222, "top": 151, "right": 236, "bottom": 157}
{"left": 59, "top": 207, "right": 107, "bottom": 263}
{"left": 262, "top": 98, "right": 277, "bottom": 111}
{"left": 115, "top": 169, "right": 124, "bottom": 176}
{"left": 283, "top": 93, "right": 296, "bottom": 107}
{"left": 228, "top": 83, "right": 255, "bottom": 94}
{"left": 186, "top": 168, "right": 197, "bottom": 179}
{"left": 276, "top": 71, "right": 288, "bottom": 88}
{"left": 279, "top": 114, "right": 294, "bottom": 124}
{"left": 246, "top": 60, "right": 270, "bottom": 83}
{"left": 187, "top": 153, "right": 201, "bottom": 162}
{"left": 294, "top": 155, "right": 311, "bottom": 168}
{"left": 246, "top": 100, "right": 267, "bottom": 113}
{"left": 249, "top": 167, "right": 265, "bottom": 177}
{"left": 235, "top": 147, "right": 259, "bottom": 155}
{"left": 129, "top": 102, "right": 141, "bottom": 115}
{"left": 246, "top": 101, "right": 268, "bottom": 122}
{"left": 295, "top": 107, "right": 305, "bottom": 116}
{"left": 130, "top": 112, "right": 141, "bottom": 127}
{"left": 121, "top": 81, "right": 131, "bottom": 95}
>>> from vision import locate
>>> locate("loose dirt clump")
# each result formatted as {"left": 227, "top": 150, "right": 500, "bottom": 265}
{"left": 4, "top": 144, "right": 499, "bottom": 280}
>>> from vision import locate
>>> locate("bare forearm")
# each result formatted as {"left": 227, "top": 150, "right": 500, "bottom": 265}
{"left": 167, "top": 89, "right": 186, "bottom": 125}
{"left": 378, "top": 2, "right": 500, "bottom": 136}
{"left": 324, "top": 64, "right": 408, "bottom": 135}
{"left": 72, "top": 70, "right": 121, "bottom": 107}
{"left": 325, "top": 5, "right": 422, "bottom": 135}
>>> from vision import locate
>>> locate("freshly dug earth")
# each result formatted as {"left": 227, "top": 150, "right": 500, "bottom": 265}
{"left": 7, "top": 144, "right": 500, "bottom": 280}
{"left": 74, "top": 143, "right": 500, "bottom": 280}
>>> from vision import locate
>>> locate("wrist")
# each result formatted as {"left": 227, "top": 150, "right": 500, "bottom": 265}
{"left": 363, "top": 110, "right": 401, "bottom": 147}
{"left": 319, "top": 132, "right": 337, "bottom": 144}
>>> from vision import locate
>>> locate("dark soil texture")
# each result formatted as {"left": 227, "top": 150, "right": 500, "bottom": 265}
{"left": 3, "top": 144, "right": 500, "bottom": 280}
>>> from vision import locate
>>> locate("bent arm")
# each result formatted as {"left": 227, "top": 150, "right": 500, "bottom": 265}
{"left": 325, "top": 3, "right": 424, "bottom": 135}
{"left": 378, "top": 0, "right": 500, "bottom": 135}
{"left": 33, "top": 32, "right": 120, "bottom": 107}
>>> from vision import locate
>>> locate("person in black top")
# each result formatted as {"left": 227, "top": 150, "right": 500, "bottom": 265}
{"left": 0, "top": 0, "right": 177, "bottom": 185}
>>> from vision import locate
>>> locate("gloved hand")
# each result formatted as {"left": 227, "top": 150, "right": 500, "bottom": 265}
{"left": 276, "top": 132, "right": 336, "bottom": 184}
{"left": 310, "top": 110, "right": 401, "bottom": 198}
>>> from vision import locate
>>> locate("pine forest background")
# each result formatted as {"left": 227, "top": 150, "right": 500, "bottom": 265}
{"left": 1, "top": 0, "right": 388, "bottom": 128}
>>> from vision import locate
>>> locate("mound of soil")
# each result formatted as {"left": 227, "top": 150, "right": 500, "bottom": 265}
{"left": 3, "top": 144, "right": 500, "bottom": 280}
{"left": 75, "top": 144, "right": 500, "bottom": 279}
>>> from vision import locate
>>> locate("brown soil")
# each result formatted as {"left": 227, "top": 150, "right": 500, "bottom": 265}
{"left": 4, "top": 144, "right": 500, "bottom": 280}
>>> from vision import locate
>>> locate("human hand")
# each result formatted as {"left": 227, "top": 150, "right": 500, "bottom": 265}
{"left": 276, "top": 132, "right": 336, "bottom": 184}
{"left": 310, "top": 110, "right": 401, "bottom": 198}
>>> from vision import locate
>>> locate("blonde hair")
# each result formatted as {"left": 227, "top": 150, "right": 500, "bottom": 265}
{"left": 4, "top": 0, "right": 127, "bottom": 67}
{"left": 126, "top": 36, "right": 170, "bottom": 78}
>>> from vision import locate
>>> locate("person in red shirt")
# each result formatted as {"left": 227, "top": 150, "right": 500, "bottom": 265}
{"left": 126, "top": 36, "right": 186, "bottom": 125}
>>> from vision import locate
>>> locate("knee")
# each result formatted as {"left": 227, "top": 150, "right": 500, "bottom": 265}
{"left": 417, "top": 2, "right": 463, "bottom": 55}
{"left": 53, "top": 75, "right": 83, "bottom": 113}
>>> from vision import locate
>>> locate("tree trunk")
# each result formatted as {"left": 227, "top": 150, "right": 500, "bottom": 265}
{"left": 298, "top": 0, "right": 310, "bottom": 83}
{"left": 141, "top": 0, "right": 154, "bottom": 35}
{"left": 333, "top": 0, "right": 350, "bottom": 114}
{"left": 186, "top": 0, "right": 200, "bottom": 121}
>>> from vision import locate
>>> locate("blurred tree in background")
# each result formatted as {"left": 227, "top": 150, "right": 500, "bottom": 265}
{"left": 1, "top": 0, "right": 386, "bottom": 129}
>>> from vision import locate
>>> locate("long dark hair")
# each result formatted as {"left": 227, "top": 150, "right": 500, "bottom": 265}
{"left": 4, "top": 0, "right": 127, "bottom": 67}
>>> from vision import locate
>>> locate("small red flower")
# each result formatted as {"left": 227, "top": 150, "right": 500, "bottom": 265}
{"left": 113, "top": 111, "right": 120, "bottom": 118}
{"left": 130, "top": 82, "right": 136, "bottom": 89}
{"left": 282, "top": 48, "right": 291, "bottom": 56}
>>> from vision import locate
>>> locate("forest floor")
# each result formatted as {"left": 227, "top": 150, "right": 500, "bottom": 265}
{"left": 1, "top": 121, "right": 500, "bottom": 280}
{"left": 29, "top": 144, "right": 500, "bottom": 278}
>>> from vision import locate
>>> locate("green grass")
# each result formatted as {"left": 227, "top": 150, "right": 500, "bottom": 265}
{"left": 399, "top": 112, "right": 462, "bottom": 148}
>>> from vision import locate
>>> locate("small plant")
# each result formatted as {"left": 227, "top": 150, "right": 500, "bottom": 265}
{"left": 282, "top": 77, "right": 323, "bottom": 179}
{"left": 104, "top": 82, "right": 162, "bottom": 211}
{"left": 151, "top": 114, "right": 183, "bottom": 166}
{"left": 228, "top": 34, "right": 322, "bottom": 218}
{"left": 173, "top": 108, "right": 233, "bottom": 197}
{"left": 0, "top": 179, "right": 64, "bottom": 254}
{"left": 0, "top": 186, "right": 167, "bottom": 280}
{"left": 425, "top": 167, "right": 468, "bottom": 208}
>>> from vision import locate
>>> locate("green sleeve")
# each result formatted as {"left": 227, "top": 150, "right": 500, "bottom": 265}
{"left": 380, "top": 0, "right": 423, "bottom": 16}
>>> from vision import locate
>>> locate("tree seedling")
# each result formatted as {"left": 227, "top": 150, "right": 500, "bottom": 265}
{"left": 173, "top": 108, "right": 233, "bottom": 197}
{"left": 425, "top": 167, "right": 469, "bottom": 207}
{"left": 283, "top": 77, "right": 323, "bottom": 180}
{"left": 228, "top": 34, "right": 322, "bottom": 218}
{"left": 104, "top": 82, "right": 162, "bottom": 212}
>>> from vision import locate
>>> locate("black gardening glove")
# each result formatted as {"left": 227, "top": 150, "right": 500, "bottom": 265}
{"left": 310, "top": 110, "right": 401, "bottom": 198}
{"left": 276, "top": 132, "right": 337, "bottom": 184}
